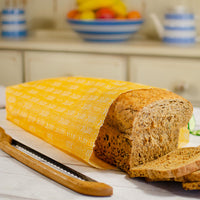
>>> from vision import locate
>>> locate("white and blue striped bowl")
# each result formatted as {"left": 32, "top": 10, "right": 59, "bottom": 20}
{"left": 67, "top": 19, "right": 143, "bottom": 42}
{"left": 163, "top": 13, "right": 196, "bottom": 45}
{"left": 1, "top": 8, "right": 27, "bottom": 38}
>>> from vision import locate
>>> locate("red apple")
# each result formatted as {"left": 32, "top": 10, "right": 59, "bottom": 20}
{"left": 96, "top": 8, "right": 115, "bottom": 19}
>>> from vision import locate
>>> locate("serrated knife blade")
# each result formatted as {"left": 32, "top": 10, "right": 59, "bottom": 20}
{"left": 0, "top": 127, "right": 113, "bottom": 196}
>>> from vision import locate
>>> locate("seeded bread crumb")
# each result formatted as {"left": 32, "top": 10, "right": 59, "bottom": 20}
{"left": 182, "top": 182, "right": 200, "bottom": 190}
{"left": 94, "top": 88, "right": 193, "bottom": 173}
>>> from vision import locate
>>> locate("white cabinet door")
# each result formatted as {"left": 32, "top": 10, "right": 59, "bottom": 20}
{"left": 129, "top": 56, "right": 200, "bottom": 106}
{"left": 25, "top": 52, "right": 127, "bottom": 81}
{"left": 0, "top": 51, "right": 23, "bottom": 86}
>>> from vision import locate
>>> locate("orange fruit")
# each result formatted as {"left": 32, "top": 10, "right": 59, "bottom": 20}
{"left": 74, "top": 13, "right": 81, "bottom": 20}
{"left": 67, "top": 9, "right": 79, "bottom": 19}
{"left": 127, "top": 10, "right": 141, "bottom": 19}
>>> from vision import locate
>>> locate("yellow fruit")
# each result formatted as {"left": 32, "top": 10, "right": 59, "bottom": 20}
{"left": 76, "top": 0, "right": 85, "bottom": 5}
{"left": 111, "top": 0, "right": 127, "bottom": 16}
{"left": 78, "top": 0, "right": 117, "bottom": 12}
{"left": 80, "top": 10, "right": 96, "bottom": 20}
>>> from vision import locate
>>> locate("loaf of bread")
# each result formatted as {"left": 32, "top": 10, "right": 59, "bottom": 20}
{"left": 94, "top": 88, "right": 193, "bottom": 173}
{"left": 6, "top": 77, "right": 193, "bottom": 171}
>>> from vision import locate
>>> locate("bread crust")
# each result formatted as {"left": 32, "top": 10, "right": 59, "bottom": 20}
{"left": 94, "top": 88, "right": 193, "bottom": 173}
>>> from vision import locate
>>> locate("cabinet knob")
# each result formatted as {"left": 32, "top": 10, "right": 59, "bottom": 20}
{"left": 173, "top": 81, "right": 189, "bottom": 93}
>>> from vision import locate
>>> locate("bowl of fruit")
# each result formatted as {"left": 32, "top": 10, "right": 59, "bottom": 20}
{"left": 67, "top": 0, "right": 143, "bottom": 42}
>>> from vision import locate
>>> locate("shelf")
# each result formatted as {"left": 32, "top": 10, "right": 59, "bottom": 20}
{"left": 0, "top": 30, "right": 200, "bottom": 58}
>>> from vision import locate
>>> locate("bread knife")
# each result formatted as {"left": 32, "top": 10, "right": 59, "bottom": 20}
{"left": 0, "top": 127, "right": 113, "bottom": 196}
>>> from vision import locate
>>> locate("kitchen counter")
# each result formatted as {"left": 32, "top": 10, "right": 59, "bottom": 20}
{"left": 0, "top": 30, "right": 200, "bottom": 58}
{"left": 0, "top": 109, "right": 200, "bottom": 200}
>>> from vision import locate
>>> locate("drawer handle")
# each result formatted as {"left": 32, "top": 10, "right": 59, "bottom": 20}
{"left": 174, "top": 81, "right": 189, "bottom": 93}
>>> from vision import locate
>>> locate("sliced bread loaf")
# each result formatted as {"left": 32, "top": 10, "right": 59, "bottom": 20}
{"left": 94, "top": 88, "right": 193, "bottom": 173}
{"left": 129, "top": 146, "right": 200, "bottom": 179}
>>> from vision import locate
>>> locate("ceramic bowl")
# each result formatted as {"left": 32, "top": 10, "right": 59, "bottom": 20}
{"left": 67, "top": 18, "right": 143, "bottom": 42}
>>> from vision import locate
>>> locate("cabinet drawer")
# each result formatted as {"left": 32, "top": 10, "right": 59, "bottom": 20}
{"left": 0, "top": 51, "right": 23, "bottom": 86}
{"left": 129, "top": 56, "right": 200, "bottom": 106}
{"left": 25, "top": 52, "right": 127, "bottom": 81}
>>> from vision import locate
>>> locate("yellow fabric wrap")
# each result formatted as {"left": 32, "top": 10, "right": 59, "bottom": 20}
{"left": 178, "top": 126, "right": 190, "bottom": 148}
{"left": 6, "top": 77, "right": 189, "bottom": 168}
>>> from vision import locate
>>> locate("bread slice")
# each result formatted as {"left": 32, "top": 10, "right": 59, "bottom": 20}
{"left": 180, "top": 170, "right": 200, "bottom": 182}
{"left": 146, "top": 169, "right": 200, "bottom": 191}
{"left": 146, "top": 170, "right": 200, "bottom": 182}
{"left": 94, "top": 88, "right": 193, "bottom": 173}
{"left": 182, "top": 182, "right": 200, "bottom": 190}
{"left": 129, "top": 147, "right": 200, "bottom": 179}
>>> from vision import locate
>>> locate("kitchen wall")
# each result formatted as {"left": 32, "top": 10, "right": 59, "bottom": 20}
{"left": 0, "top": 0, "right": 199, "bottom": 39}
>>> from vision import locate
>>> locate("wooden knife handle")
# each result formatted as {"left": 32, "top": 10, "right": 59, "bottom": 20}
{"left": 0, "top": 127, "right": 113, "bottom": 196}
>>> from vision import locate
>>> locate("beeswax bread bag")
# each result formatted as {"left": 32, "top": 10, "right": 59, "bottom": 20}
{"left": 6, "top": 77, "right": 189, "bottom": 168}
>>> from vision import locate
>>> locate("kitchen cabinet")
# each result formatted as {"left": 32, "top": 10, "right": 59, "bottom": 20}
{"left": 24, "top": 51, "right": 127, "bottom": 82}
{"left": 129, "top": 56, "right": 200, "bottom": 106}
{"left": 0, "top": 51, "right": 23, "bottom": 86}
{"left": 0, "top": 36, "right": 200, "bottom": 106}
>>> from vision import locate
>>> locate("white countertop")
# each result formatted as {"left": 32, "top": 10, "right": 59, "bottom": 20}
{"left": 0, "top": 109, "right": 200, "bottom": 200}
{"left": 0, "top": 30, "right": 200, "bottom": 58}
